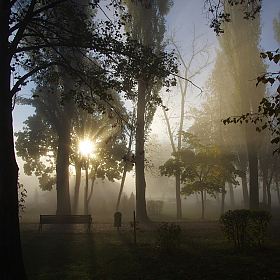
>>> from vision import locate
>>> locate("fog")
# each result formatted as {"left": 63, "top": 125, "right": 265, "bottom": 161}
{"left": 13, "top": 0, "right": 280, "bottom": 223}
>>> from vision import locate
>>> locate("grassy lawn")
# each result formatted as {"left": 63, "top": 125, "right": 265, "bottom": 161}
{"left": 21, "top": 221, "right": 280, "bottom": 280}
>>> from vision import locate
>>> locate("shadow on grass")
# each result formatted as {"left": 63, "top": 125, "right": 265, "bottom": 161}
{"left": 21, "top": 222, "right": 280, "bottom": 280}
{"left": 22, "top": 225, "right": 98, "bottom": 280}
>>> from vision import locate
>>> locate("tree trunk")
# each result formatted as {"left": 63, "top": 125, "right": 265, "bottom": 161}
{"left": 73, "top": 159, "right": 82, "bottom": 214}
{"left": 201, "top": 190, "right": 204, "bottom": 220}
{"left": 229, "top": 182, "right": 235, "bottom": 209}
{"left": 266, "top": 181, "right": 271, "bottom": 212}
{"left": 262, "top": 174, "right": 267, "bottom": 204}
{"left": 116, "top": 119, "right": 134, "bottom": 212}
{"left": 175, "top": 171, "right": 182, "bottom": 219}
{"left": 162, "top": 107, "right": 182, "bottom": 219}
{"left": 0, "top": 1, "right": 27, "bottom": 277}
{"left": 238, "top": 149, "right": 249, "bottom": 208}
{"left": 276, "top": 177, "right": 280, "bottom": 207}
{"left": 135, "top": 79, "right": 150, "bottom": 222}
{"left": 84, "top": 160, "right": 89, "bottom": 215}
{"left": 221, "top": 183, "right": 225, "bottom": 214}
{"left": 245, "top": 126, "right": 259, "bottom": 210}
{"left": 56, "top": 99, "right": 73, "bottom": 215}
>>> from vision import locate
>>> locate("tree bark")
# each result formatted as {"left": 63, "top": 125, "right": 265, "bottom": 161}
{"left": 229, "top": 182, "right": 235, "bottom": 209}
{"left": 135, "top": 79, "right": 150, "bottom": 222}
{"left": 0, "top": 1, "right": 27, "bottom": 278}
{"left": 84, "top": 159, "right": 89, "bottom": 215}
{"left": 221, "top": 183, "right": 225, "bottom": 214}
{"left": 201, "top": 190, "right": 204, "bottom": 220}
{"left": 238, "top": 148, "right": 249, "bottom": 208}
{"left": 244, "top": 126, "right": 259, "bottom": 210}
{"left": 73, "top": 159, "right": 82, "bottom": 214}
{"left": 56, "top": 99, "right": 74, "bottom": 215}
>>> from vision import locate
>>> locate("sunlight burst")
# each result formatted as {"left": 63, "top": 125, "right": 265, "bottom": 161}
{"left": 79, "top": 139, "right": 94, "bottom": 156}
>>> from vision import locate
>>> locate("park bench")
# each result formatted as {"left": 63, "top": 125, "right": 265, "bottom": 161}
{"left": 38, "top": 215, "right": 92, "bottom": 232}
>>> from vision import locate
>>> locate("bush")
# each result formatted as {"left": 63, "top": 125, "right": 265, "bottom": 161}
{"left": 156, "top": 223, "right": 181, "bottom": 253}
{"left": 220, "top": 209, "right": 272, "bottom": 251}
{"left": 147, "top": 200, "right": 164, "bottom": 215}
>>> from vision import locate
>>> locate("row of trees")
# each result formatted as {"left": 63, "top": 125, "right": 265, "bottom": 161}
{"left": 157, "top": 0, "right": 279, "bottom": 219}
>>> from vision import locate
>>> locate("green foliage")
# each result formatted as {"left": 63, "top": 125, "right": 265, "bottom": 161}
{"left": 160, "top": 133, "right": 239, "bottom": 198}
{"left": 220, "top": 209, "right": 272, "bottom": 251}
{"left": 147, "top": 200, "right": 164, "bottom": 215}
{"left": 206, "top": 0, "right": 262, "bottom": 35}
{"left": 156, "top": 222, "right": 181, "bottom": 253}
{"left": 18, "top": 182, "right": 27, "bottom": 216}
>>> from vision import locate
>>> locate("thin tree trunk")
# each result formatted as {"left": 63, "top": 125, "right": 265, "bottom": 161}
{"left": 229, "top": 182, "right": 235, "bottom": 209}
{"left": 135, "top": 79, "right": 150, "bottom": 222}
{"left": 162, "top": 107, "right": 182, "bottom": 219}
{"left": 175, "top": 171, "right": 182, "bottom": 219}
{"left": 245, "top": 127, "right": 259, "bottom": 210}
{"left": 262, "top": 175, "right": 267, "bottom": 204}
{"left": 73, "top": 159, "right": 82, "bottom": 214}
{"left": 266, "top": 181, "right": 271, "bottom": 212}
{"left": 0, "top": 1, "right": 27, "bottom": 277}
{"left": 201, "top": 190, "right": 204, "bottom": 220}
{"left": 276, "top": 178, "right": 280, "bottom": 207}
{"left": 116, "top": 113, "right": 134, "bottom": 212}
{"left": 221, "top": 183, "right": 225, "bottom": 214}
{"left": 238, "top": 148, "right": 249, "bottom": 208}
{"left": 84, "top": 159, "right": 89, "bottom": 215}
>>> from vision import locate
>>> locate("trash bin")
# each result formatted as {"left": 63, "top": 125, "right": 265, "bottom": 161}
{"left": 114, "top": 212, "right": 122, "bottom": 228}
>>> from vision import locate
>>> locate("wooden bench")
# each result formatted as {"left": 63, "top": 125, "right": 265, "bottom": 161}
{"left": 38, "top": 215, "right": 92, "bottom": 232}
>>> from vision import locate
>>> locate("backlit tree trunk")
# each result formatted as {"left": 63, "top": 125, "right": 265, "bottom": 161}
{"left": 56, "top": 99, "right": 74, "bottom": 215}
{"left": 135, "top": 79, "right": 150, "bottom": 222}
{"left": 0, "top": 0, "right": 26, "bottom": 278}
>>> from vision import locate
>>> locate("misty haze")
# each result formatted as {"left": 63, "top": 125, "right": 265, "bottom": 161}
{"left": 1, "top": 0, "right": 280, "bottom": 279}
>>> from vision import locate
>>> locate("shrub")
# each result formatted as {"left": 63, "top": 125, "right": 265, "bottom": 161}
{"left": 220, "top": 209, "right": 272, "bottom": 251}
{"left": 147, "top": 200, "right": 164, "bottom": 215}
{"left": 156, "top": 223, "right": 181, "bottom": 253}
{"left": 249, "top": 210, "right": 272, "bottom": 246}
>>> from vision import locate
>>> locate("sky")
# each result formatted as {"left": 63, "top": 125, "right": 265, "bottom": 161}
{"left": 12, "top": 0, "right": 280, "bottom": 203}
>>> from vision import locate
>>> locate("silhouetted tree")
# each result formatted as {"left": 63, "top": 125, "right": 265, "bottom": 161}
{"left": 123, "top": 0, "right": 175, "bottom": 222}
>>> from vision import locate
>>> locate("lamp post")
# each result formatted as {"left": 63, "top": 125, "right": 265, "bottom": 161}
{"left": 79, "top": 139, "right": 94, "bottom": 215}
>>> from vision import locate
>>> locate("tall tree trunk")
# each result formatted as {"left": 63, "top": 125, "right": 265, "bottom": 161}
{"left": 201, "top": 190, "right": 204, "bottom": 220}
{"left": 229, "top": 182, "right": 235, "bottom": 209}
{"left": 221, "top": 183, "right": 225, "bottom": 214}
{"left": 116, "top": 117, "right": 134, "bottom": 212}
{"left": 262, "top": 175, "right": 267, "bottom": 204}
{"left": 175, "top": 171, "right": 182, "bottom": 219}
{"left": 0, "top": 1, "right": 27, "bottom": 278}
{"left": 238, "top": 148, "right": 249, "bottom": 208}
{"left": 135, "top": 79, "right": 150, "bottom": 222}
{"left": 73, "top": 159, "right": 82, "bottom": 214}
{"left": 266, "top": 181, "right": 271, "bottom": 212}
{"left": 56, "top": 99, "right": 73, "bottom": 215}
{"left": 245, "top": 126, "right": 259, "bottom": 210}
{"left": 276, "top": 178, "right": 280, "bottom": 207}
{"left": 84, "top": 160, "right": 89, "bottom": 215}
{"left": 162, "top": 107, "right": 182, "bottom": 219}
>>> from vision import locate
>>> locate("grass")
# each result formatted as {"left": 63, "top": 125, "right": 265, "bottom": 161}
{"left": 21, "top": 221, "right": 280, "bottom": 280}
